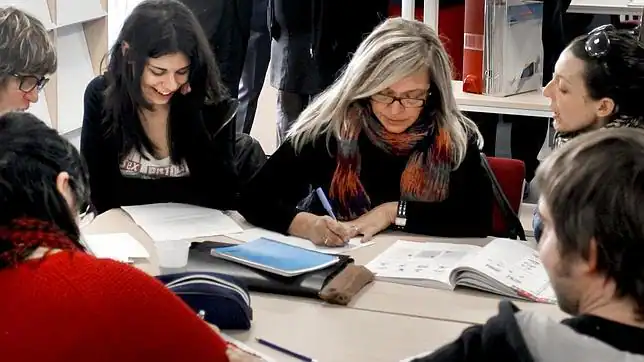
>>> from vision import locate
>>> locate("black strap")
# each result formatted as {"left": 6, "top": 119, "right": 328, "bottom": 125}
{"left": 479, "top": 153, "right": 527, "bottom": 241}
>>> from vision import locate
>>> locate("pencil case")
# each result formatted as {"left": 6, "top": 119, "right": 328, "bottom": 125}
{"left": 157, "top": 271, "right": 252, "bottom": 330}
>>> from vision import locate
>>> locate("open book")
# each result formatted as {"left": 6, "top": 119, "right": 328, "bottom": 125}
{"left": 365, "top": 238, "right": 556, "bottom": 303}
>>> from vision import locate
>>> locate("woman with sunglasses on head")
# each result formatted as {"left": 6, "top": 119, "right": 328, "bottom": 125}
{"left": 0, "top": 112, "right": 246, "bottom": 361}
{"left": 0, "top": 7, "right": 55, "bottom": 114}
{"left": 81, "top": 0, "right": 265, "bottom": 214}
{"left": 239, "top": 18, "right": 492, "bottom": 246}
{"left": 532, "top": 24, "right": 644, "bottom": 241}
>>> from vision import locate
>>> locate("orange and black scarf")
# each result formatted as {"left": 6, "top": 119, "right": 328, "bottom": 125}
{"left": 329, "top": 106, "right": 452, "bottom": 221}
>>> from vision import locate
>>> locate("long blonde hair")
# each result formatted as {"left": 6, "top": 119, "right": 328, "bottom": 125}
{"left": 288, "top": 17, "right": 482, "bottom": 168}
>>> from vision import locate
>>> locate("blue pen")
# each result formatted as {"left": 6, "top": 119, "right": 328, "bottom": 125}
{"left": 256, "top": 338, "right": 317, "bottom": 362}
{"left": 315, "top": 187, "right": 336, "bottom": 220}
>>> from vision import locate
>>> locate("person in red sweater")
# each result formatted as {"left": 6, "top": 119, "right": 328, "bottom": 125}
{"left": 0, "top": 112, "right": 241, "bottom": 361}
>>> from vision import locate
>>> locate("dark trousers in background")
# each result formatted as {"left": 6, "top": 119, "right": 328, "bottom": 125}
{"left": 236, "top": 0, "right": 271, "bottom": 134}
{"left": 469, "top": 112, "right": 549, "bottom": 182}
{"left": 276, "top": 91, "right": 313, "bottom": 145}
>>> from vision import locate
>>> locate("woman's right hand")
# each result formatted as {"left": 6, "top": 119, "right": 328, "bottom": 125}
{"left": 288, "top": 213, "right": 351, "bottom": 247}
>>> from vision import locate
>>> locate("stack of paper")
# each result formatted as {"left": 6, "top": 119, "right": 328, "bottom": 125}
{"left": 226, "top": 228, "right": 373, "bottom": 255}
{"left": 121, "top": 203, "right": 243, "bottom": 242}
{"left": 83, "top": 233, "right": 149, "bottom": 263}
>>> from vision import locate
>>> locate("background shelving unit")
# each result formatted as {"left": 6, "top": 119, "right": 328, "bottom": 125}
{"left": 1, "top": 0, "right": 107, "bottom": 136}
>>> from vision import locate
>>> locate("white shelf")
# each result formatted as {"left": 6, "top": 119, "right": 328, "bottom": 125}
{"left": 0, "top": 0, "right": 55, "bottom": 29}
{"left": 55, "top": 0, "right": 105, "bottom": 28}
{"left": 568, "top": 0, "right": 641, "bottom": 15}
{"left": 452, "top": 81, "right": 551, "bottom": 118}
{"left": 55, "top": 23, "right": 96, "bottom": 133}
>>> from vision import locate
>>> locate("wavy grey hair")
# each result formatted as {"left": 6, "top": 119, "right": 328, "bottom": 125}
{"left": 288, "top": 17, "right": 482, "bottom": 168}
{"left": 0, "top": 7, "right": 57, "bottom": 85}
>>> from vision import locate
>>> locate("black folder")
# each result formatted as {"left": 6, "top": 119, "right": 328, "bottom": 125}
{"left": 189, "top": 242, "right": 353, "bottom": 299}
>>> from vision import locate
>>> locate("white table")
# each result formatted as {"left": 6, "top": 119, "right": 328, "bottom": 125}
{"left": 227, "top": 294, "right": 469, "bottom": 362}
{"left": 82, "top": 210, "right": 473, "bottom": 361}
{"left": 452, "top": 81, "right": 550, "bottom": 118}
{"left": 83, "top": 209, "right": 558, "bottom": 327}
{"left": 568, "top": 0, "right": 641, "bottom": 16}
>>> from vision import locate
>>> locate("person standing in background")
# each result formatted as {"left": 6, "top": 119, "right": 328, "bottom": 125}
{"left": 269, "top": 0, "right": 389, "bottom": 145}
{"left": 179, "top": 0, "right": 252, "bottom": 98}
{"left": 236, "top": 0, "right": 271, "bottom": 134}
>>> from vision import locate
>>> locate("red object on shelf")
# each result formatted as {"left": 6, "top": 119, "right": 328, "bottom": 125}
{"left": 462, "top": 0, "right": 485, "bottom": 94}
{"left": 388, "top": 4, "right": 465, "bottom": 80}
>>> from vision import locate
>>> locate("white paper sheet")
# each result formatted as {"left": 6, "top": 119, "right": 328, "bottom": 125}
{"left": 226, "top": 228, "right": 374, "bottom": 255}
{"left": 399, "top": 349, "right": 435, "bottom": 362}
{"left": 121, "top": 203, "right": 243, "bottom": 242}
{"left": 83, "top": 233, "right": 149, "bottom": 262}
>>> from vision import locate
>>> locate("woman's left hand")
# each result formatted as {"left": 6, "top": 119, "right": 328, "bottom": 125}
{"left": 345, "top": 202, "right": 397, "bottom": 243}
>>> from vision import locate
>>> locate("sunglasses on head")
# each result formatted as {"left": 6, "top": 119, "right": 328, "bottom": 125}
{"left": 585, "top": 24, "right": 615, "bottom": 58}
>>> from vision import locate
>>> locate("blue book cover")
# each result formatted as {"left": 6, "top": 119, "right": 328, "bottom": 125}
{"left": 211, "top": 238, "right": 340, "bottom": 277}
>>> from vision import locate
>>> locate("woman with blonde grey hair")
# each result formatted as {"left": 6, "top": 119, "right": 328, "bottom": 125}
{"left": 239, "top": 18, "right": 492, "bottom": 246}
{"left": 0, "top": 7, "right": 56, "bottom": 114}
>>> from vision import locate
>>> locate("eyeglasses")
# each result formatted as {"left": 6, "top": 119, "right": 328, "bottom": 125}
{"left": 585, "top": 24, "right": 615, "bottom": 58}
{"left": 78, "top": 203, "right": 96, "bottom": 228}
{"left": 370, "top": 93, "right": 428, "bottom": 108}
{"left": 12, "top": 74, "right": 49, "bottom": 93}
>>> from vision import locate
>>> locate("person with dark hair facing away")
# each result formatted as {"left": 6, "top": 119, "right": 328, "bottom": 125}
{"left": 532, "top": 25, "right": 644, "bottom": 241}
{"left": 0, "top": 112, "right": 234, "bottom": 361}
{"left": 81, "top": 0, "right": 265, "bottom": 214}
{"left": 412, "top": 128, "right": 644, "bottom": 361}
{"left": 0, "top": 6, "right": 56, "bottom": 114}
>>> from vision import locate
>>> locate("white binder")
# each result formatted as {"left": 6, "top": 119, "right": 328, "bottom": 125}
{"left": 484, "top": 0, "right": 544, "bottom": 97}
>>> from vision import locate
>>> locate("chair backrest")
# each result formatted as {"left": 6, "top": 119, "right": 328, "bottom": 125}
{"left": 485, "top": 156, "right": 525, "bottom": 238}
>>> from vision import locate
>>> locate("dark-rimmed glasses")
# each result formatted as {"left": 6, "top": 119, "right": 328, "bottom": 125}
{"left": 370, "top": 93, "right": 429, "bottom": 108}
{"left": 585, "top": 24, "right": 615, "bottom": 58}
{"left": 12, "top": 74, "right": 49, "bottom": 93}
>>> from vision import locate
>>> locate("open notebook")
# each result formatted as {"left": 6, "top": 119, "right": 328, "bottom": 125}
{"left": 365, "top": 238, "right": 556, "bottom": 303}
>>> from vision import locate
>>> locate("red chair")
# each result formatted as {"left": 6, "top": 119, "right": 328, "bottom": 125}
{"left": 484, "top": 156, "right": 525, "bottom": 239}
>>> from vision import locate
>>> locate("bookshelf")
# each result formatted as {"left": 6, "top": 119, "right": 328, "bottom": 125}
{"left": 1, "top": 0, "right": 107, "bottom": 133}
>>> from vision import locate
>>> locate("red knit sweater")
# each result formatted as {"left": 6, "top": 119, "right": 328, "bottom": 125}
{"left": 0, "top": 251, "right": 229, "bottom": 361}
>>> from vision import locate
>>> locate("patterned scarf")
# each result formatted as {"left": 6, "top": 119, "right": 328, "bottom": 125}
{"left": 329, "top": 106, "right": 452, "bottom": 221}
{"left": 554, "top": 117, "right": 644, "bottom": 148}
{"left": 0, "top": 218, "right": 79, "bottom": 267}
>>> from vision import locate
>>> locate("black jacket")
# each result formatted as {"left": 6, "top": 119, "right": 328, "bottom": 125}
{"left": 80, "top": 76, "right": 266, "bottom": 214}
{"left": 238, "top": 131, "right": 492, "bottom": 237}
{"left": 179, "top": 0, "right": 252, "bottom": 97}
{"left": 268, "top": 0, "right": 389, "bottom": 93}
{"left": 542, "top": 0, "right": 593, "bottom": 85}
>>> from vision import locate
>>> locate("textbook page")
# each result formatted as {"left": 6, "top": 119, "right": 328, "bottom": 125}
{"left": 365, "top": 241, "right": 481, "bottom": 287}
{"left": 122, "top": 203, "right": 243, "bottom": 242}
{"left": 226, "top": 228, "right": 372, "bottom": 254}
{"left": 457, "top": 238, "right": 556, "bottom": 302}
